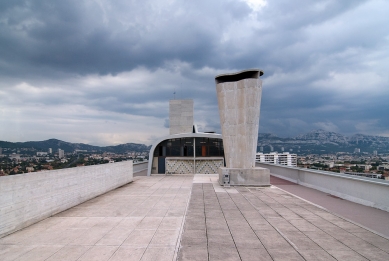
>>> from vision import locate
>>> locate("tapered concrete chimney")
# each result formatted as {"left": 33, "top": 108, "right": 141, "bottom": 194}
{"left": 215, "top": 69, "right": 270, "bottom": 186}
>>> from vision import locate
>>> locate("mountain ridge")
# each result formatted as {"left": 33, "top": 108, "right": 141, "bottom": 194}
{"left": 1, "top": 130, "right": 389, "bottom": 155}
{"left": 0, "top": 139, "right": 151, "bottom": 154}
{"left": 257, "top": 129, "right": 389, "bottom": 154}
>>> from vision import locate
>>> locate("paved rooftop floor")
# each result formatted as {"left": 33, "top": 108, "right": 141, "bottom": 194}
{"left": 270, "top": 176, "right": 389, "bottom": 238}
{"left": 1, "top": 174, "right": 389, "bottom": 261}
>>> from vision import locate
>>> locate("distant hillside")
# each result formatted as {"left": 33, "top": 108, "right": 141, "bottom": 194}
{"left": 0, "top": 139, "right": 151, "bottom": 154}
{"left": 258, "top": 129, "right": 389, "bottom": 154}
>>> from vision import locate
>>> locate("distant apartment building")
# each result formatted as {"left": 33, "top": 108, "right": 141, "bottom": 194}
{"left": 58, "top": 149, "right": 65, "bottom": 159}
{"left": 9, "top": 153, "right": 21, "bottom": 161}
{"left": 37, "top": 152, "right": 48, "bottom": 156}
{"left": 256, "top": 152, "right": 297, "bottom": 167}
{"left": 354, "top": 148, "right": 361, "bottom": 153}
{"left": 48, "top": 148, "right": 52, "bottom": 154}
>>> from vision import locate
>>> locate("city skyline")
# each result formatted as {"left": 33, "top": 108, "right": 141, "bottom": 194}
{"left": 1, "top": 0, "right": 388, "bottom": 146}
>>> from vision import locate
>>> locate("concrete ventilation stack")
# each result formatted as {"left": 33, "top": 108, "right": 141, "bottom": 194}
{"left": 169, "top": 100, "right": 194, "bottom": 135}
{"left": 215, "top": 69, "right": 270, "bottom": 186}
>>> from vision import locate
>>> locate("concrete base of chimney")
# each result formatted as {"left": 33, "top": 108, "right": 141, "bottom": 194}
{"left": 218, "top": 167, "right": 270, "bottom": 186}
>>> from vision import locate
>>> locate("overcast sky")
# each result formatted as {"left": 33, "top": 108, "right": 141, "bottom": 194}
{"left": 1, "top": 0, "right": 388, "bottom": 146}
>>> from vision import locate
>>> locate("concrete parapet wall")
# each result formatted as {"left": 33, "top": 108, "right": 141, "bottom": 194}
{"left": 0, "top": 161, "right": 134, "bottom": 238}
{"left": 256, "top": 162, "right": 389, "bottom": 212}
{"left": 133, "top": 161, "right": 148, "bottom": 173}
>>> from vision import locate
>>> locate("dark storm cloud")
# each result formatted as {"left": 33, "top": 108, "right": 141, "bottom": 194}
{"left": 0, "top": 0, "right": 250, "bottom": 76}
{"left": 1, "top": 0, "right": 389, "bottom": 144}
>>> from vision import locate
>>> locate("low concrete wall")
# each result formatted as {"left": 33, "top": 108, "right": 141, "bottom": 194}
{"left": 256, "top": 162, "right": 389, "bottom": 212}
{"left": 0, "top": 161, "right": 133, "bottom": 238}
{"left": 133, "top": 161, "right": 148, "bottom": 173}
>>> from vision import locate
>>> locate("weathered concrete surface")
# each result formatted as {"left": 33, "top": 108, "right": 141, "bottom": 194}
{"left": 0, "top": 161, "right": 133, "bottom": 238}
{"left": 169, "top": 100, "right": 194, "bottom": 135}
{"left": 179, "top": 176, "right": 389, "bottom": 261}
{"left": 0, "top": 175, "right": 193, "bottom": 261}
{"left": 215, "top": 70, "right": 263, "bottom": 169}
{"left": 218, "top": 167, "right": 270, "bottom": 186}
{"left": 1, "top": 174, "right": 389, "bottom": 261}
{"left": 257, "top": 162, "right": 389, "bottom": 212}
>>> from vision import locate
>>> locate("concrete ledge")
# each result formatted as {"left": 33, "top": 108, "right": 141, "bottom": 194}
{"left": 0, "top": 161, "right": 134, "bottom": 238}
{"left": 133, "top": 161, "right": 148, "bottom": 173}
{"left": 256, "top": 162, "right": 389, "bottom": 212}
{"left": 218, "top": 167, "right": 270, "bottom": 186}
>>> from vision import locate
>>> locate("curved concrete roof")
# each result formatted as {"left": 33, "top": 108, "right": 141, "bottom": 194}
{"left": 147, "top": 132, "right": 222, "bottom": 176}
{"left": 215, "top": 69, "right": 264, "bottom": 84}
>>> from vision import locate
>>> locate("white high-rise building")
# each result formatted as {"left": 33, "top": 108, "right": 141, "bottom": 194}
{"left": 256, "top": 152, "right": 297, "bottom": 167}
{"left": 58, "top": 149, "right": 65, "bottom": 159}
{"left": 48, "top": 148, "right": 52, "bottom": 154}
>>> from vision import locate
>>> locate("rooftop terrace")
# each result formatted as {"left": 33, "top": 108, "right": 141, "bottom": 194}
{"left": 1, "top": 171, "right": 389, "bottom": 261}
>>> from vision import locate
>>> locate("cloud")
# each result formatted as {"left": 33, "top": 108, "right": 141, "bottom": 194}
{"left": 0, "top": 0, "right": 389, "bottom": 145}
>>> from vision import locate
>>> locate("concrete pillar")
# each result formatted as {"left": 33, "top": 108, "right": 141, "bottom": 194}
{"left": 215, "top": 69, "right": 270, "bottom": 186}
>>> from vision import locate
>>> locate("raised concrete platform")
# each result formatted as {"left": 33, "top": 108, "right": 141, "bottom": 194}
{"left": 219, "top": 167, "right": 270, "bottom": 186}
{"left": 1, "top": 174, "right": 389, "bottom": 261}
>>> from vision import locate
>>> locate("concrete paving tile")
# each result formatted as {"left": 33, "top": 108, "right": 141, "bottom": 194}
{"left": 297, "top": 250, "right": 337, "bottom": 261}
{"left": 248, "top": 218, "right": 275, "bottom": 231}
{"left": 96, "top": 226, "right": 133, "bottom": 246}
{"left": 237, "top": 248, "right": 272, "bottom": 261}
{"left": 140, "top": 246, "right": 175, "bottom": 261}
{"left": 150, "top": 229, "right": 180, "bottom": 246}
{"left": 177, "top": 245, "right": 208, "bottom": 261}
{"left": 208, "top": 232, "right": 236, "bottom": 248}
{"left": 289, "top": 219, "right": 321, "bottom": 232}
{"left": 208, "top": 246, "right": 241, "bottom": 261}
{"left": 184, "top": 219, "right": 205, "bottom": 230}
{"left": 254, "top": 230, "right": 292, "bottom": 249}
{"left": 129, "top": 208, "right": 151, "bottom": 218}
{"left": 223, "top": 210, "right": 244, "bottom": 219}
{"left": 240, "top": 210, "right": 264, "bottom": 220}
{"left": 205, "top": 210, "right": 224, "bottom": 219}
{"left": 272, "top": 207, "right": 301, "bottom": 220}
{"left": 283, "top": 234, "right": 321, "bottom": 250}
{"left": 122, "top": 229, "right": 156, "bottom": 246}
{"left": 356, "top": 248, "right": 389, "bottom": 261}
{"left": 145, "top": 208, "right": 168, "bottom": 217}
{"left": 353, "top": 232, "right": 389, "bottom": 251}
{"left": 137, "top": 217, "right": 163, "bottom": 230}
{"left": 305, "top": 235, "right": 350, "bottom": 251}
{"left": 15, "top": 245, "right": 62, "bottom": 261}
{"left": 108, "top": 246, "right": 146, "bottom": 261}
{"left": 69, "top": 228, "right": 108, "bottom": 245}
{"left": 46, "top": 217, "right": 86, "bottom": 230}
{"left": 225, "top": 218, "right": 251, "bottom": 230}
{"left": 45, "top": 245, "right": 91, "bottom": 261}
{"left": 21, "top": 228, "right": 66, "bottom": 245}
{"left": 116, "top": 217, "right": 143, "bottom": 229}
{"left": 206, "top": 218, "right": 229, "bottom": 230}
{"left": 267, "top": 248, "right": 305, "bottom": 261}
{"left": 258, "top": 209, "right": 281, "bottom": 218}
{"left": 78, "top": 246, "right": 118, "bottom": 261}
{"left": 327, "top": 250, "right": 368, "bottom": 261}
{"left": 327, "top": 218, "right": 363, "bottom": 229}
{"left": 0, "top": 245, "right": 36, "bottom": 261}
{"left": 338, "top": 237, "right": 378, "bottom": 251}
{"left": 0, "top": 231, "right": 33, "bottom": 245}
{"left": 159, "top": 217, "right": 183, "bottom": 230}
{"left": 165, "top": 208, "right": 186, "bottom": 217}
{"left": 66, "top": 217, "right": 107, "bottom": 229}
{"left": 266, "top": 217, "right": 299, "bottom": 232}
{"left": 233, "top": 234, "right": 265, "bottom": 249}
